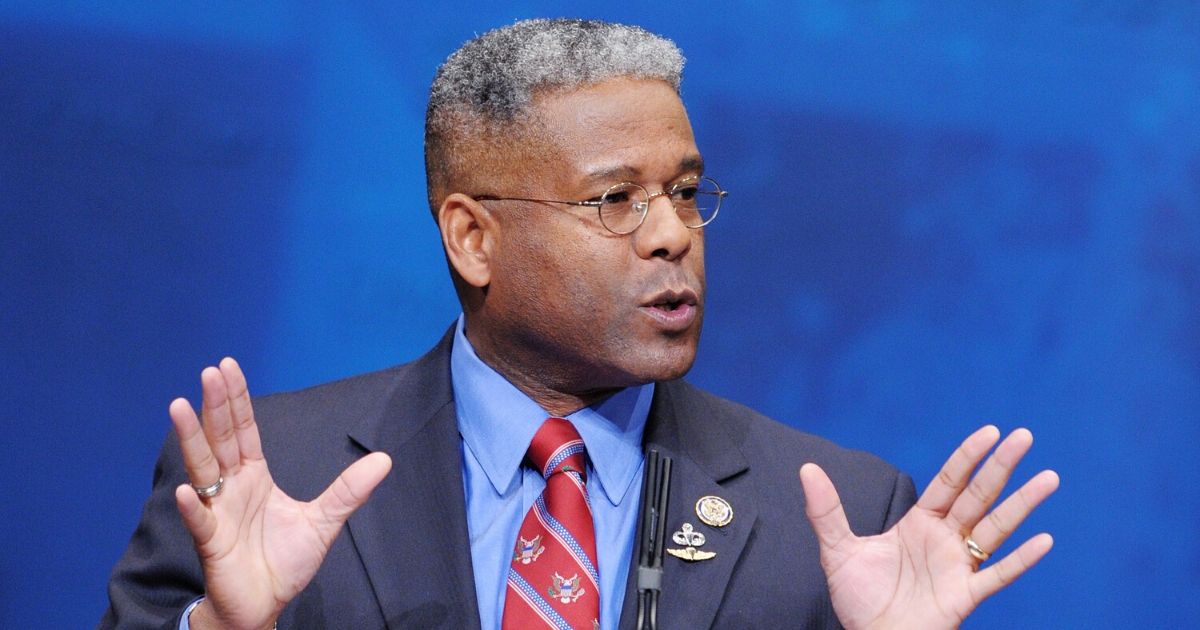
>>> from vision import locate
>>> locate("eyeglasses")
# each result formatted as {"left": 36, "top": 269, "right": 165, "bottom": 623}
{"left": 474, "top": 175, "right": 727, "bottom": 235}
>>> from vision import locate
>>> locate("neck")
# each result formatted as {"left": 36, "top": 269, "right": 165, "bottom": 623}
{"left": 464, "top": 324, "right": 621, "bottom": 417}
{"left": 503, "top": 374, "right": 616, "bottom": 417}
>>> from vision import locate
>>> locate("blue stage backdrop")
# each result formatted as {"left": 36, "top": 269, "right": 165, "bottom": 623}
{"left": 2, "top": 3, "right": 1197, "bottom": 627}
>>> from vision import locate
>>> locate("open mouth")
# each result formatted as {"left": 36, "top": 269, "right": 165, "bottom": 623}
{"left": 644, "top": 288, "right": 698, "bottom": 310}
{"left": 652, "top": 299, "right": 687, "bottom": 312}
{"left": 640, "top": 288, "right": 700, "bottom": 331}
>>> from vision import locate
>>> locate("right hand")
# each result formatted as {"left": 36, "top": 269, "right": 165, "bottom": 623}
{"left": 170, "top": 358, "right": 392, "bottom": 630}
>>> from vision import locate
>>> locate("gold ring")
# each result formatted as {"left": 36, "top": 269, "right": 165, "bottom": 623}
{"left": 965, "top": 537, "right": 990, "bottom": 562}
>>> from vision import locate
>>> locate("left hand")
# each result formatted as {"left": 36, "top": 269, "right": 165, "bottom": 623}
{"left": 799, "top": 425, "right": 1059, "bottom": 629}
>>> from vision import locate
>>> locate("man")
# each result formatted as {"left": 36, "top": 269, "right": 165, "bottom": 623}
{"left": 102, "top": 19, "right": 1057, "bottom": 629}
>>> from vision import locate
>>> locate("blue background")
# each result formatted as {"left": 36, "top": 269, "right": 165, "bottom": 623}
{"left": 2, "top": 2, "right": 1197, "bottom": 627}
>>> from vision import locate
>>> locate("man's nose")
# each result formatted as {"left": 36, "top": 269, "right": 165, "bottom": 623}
{"left": 633, "top": 194, "right": 693, "bottom": 260}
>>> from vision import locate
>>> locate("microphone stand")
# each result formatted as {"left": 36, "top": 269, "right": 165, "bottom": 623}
{"left": 635, "top": 448, "right": 672, "bottom": 630}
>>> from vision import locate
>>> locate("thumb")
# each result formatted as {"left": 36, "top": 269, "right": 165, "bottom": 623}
{"left": 311, "top": 452, "right": 393, "bottom": 538}
{"left": 175, "top": 483, "right": 219, "bottom": 548}
{"left": 799, "top": 462, "right": 855, "bottom": 553}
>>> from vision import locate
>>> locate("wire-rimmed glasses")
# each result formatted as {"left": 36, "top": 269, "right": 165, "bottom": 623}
{"left": 474, "top": 175, "right": 726, "bottom": 235}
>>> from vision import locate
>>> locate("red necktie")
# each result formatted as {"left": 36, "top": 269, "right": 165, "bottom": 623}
{"left": 502, "top": 417, "right": 601, "bottom": 630}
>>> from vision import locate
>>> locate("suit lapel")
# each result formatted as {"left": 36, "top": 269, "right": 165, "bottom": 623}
{"left": 345, "top": 331, "right": 482, "bottom": 629}
{"left": 618, "top": 380, "right": 758, "bottom": 629}
{"left": 656, "top": 450, "right": 757, "bottom": 629}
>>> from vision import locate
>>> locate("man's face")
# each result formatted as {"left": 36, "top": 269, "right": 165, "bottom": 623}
{"left": 472, "top": 77, "right": 707, "bottom": 396}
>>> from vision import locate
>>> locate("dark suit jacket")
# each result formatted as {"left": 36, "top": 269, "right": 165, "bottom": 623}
{"left": 102, "top": 331, "right": 916, "bottom": 629}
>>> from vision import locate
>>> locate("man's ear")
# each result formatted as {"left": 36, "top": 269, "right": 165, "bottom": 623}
{"left": 438, "top": 193, "right": 494, "bottom": 288}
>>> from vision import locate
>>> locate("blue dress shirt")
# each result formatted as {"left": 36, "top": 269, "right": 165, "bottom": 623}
{"left": 452, "top": 317, "right": 652, "bottom": 630}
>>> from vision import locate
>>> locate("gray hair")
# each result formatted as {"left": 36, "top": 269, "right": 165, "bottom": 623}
{"left": 424, "top": 18, "right": 686, "bottom": 213}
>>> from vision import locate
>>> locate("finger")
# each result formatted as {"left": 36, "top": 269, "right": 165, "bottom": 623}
{"left": 170, "top": 397, "right": 222, "bottom": 490}
{"left": 968, "top": 533, "right": 1054, "bottom": 603}
{"left": 219, "top": 357, "right": 263, "bottom": 462}
{"left": 916, "top": 425, "right": 1001, "bottom": 515}
{"left": 946, "top": 428, "right": 1033, "bottom": 532}
{"left": 309, "top": 452, "right": 394, "bottom": 543}
{"left": 799, "top": 463, "right": 856, "bottom": 556}
{"left": 200, "top": 366, "right": 242, "bottom": 473}
{"left": 970, "top": 469, "right": 1059, "bottom": 554}
{"left": 175, "top": 483, "right": 219, "bottom": 550}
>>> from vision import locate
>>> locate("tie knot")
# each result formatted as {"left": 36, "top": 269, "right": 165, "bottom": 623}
{"left": 527, "top": 417, "right": 588, "bottom": 481}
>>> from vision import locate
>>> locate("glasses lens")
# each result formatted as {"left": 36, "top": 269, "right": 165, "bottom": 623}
{"left": 672, "top": 176, "right": 722, "bottom": 227}
{"left": 598, "top": 183, "right": 649, "bottom": 234}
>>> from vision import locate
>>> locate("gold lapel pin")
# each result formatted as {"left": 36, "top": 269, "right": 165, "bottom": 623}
{"left": 695, "top": 495, "right": 733, "bottom": 528}
{"left": 666, "top": 523, "right": 716, "bottom": 562}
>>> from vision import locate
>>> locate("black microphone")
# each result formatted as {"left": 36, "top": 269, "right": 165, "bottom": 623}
{"left": 635, "top": 448, "right": 672, "bottom": 630}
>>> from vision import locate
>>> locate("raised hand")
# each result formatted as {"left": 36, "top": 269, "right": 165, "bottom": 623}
{"left": 169, "top": 358, "right": 392, "bottom": 630}
{"left": 799, "top": 426, "right": 1058, "bottom": 629}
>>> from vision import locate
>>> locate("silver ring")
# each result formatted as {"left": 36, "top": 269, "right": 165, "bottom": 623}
{"left": 192, "top": 476, "right": 224, "bottom": 499}
{"left": 965, "top": 537, "right": 990, "bottom": 562}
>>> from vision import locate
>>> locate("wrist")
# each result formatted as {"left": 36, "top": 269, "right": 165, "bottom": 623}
{"left": 188, "top": 599, "right": 278, "bottom": 630}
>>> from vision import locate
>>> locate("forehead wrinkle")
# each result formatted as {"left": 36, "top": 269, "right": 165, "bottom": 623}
{"left": 582, "top": 164, "right": 641, "bottom": 185}
{"left": 524, "top": 80, "right": 701, "bottom": 195}
{"left": 577, "top": 154, "right": 705, "bottom": 188}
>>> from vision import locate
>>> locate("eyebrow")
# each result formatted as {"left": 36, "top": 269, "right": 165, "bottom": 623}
{"left": 679, "top": 155, "right": 705, "bottom": 174}
{"left": 582, "top": 154, "right": 706, "bottom": 186}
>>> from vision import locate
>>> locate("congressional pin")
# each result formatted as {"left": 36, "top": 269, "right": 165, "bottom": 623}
{"left": 667, "top": 523, "right": 716, "bottom": 562}
{"left": 695, "top": 495, "right": 733, "bottom": 527}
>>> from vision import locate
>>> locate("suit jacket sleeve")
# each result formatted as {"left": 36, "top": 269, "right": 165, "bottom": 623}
{"left": 99, "top": 430, "right": 204, "bottom": 630}
{"left": 885, "top": 470, "right": 918, "bottom": 530}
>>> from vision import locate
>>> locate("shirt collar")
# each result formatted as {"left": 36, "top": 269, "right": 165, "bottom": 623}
{"left": 451, "top": 315, "right": 652, "bottom": 507}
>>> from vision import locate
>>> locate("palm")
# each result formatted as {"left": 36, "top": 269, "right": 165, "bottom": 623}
{"left": 799, "top": 426, "right": 1058, "bottom": 630}
{"left": 190, "top": 464, "right": 323, "bottom": 620}
{"left": 170, "top": 359, "right": 392, "bottom": 630}
{"left": 824, "top": 509, "right": 979, "bottom": 628}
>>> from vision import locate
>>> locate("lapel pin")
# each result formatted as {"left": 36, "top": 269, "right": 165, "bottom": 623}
{"left": 695, "top": 495, "right": 733, "bottom": 528}
{"left": 666, "top": 523, "right": 716, "bottom": 562}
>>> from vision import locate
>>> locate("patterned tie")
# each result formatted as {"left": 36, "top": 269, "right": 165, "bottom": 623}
{"left": 502, "top": 417, "right": 601, "bottom": 630}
